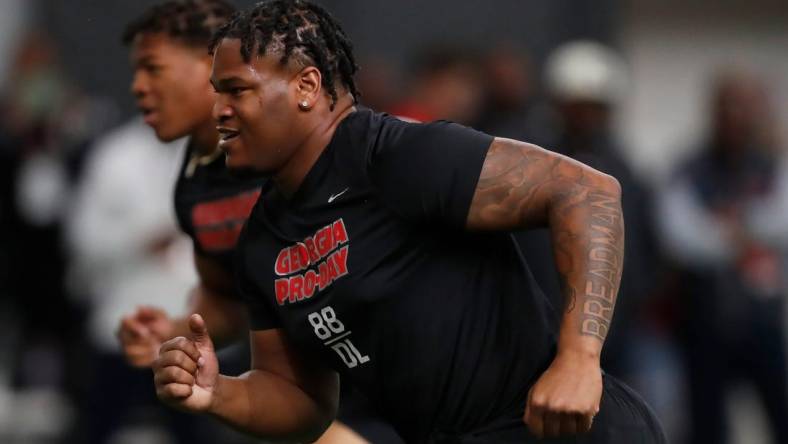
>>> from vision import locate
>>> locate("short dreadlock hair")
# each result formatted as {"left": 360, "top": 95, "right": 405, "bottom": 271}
{"left": 210, "top": 0, "right": 360, "bottom": 110}
{"left": 122, "top": 0, "right": 236, "bottom": 51}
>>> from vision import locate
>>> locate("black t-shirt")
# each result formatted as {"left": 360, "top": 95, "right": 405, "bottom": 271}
{"left": 236, "top": 109, "right": 557, "bottom": 442}
{"left": 174, "top": 141, "right": 266, "bottom": 275}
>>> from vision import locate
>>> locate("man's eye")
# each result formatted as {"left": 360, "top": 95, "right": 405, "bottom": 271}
{"left": 230, "top": 87, "right": 245, "bottom": 96}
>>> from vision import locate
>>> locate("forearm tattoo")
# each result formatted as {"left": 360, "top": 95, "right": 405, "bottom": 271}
{"left": 468, "top": 138, "right": 624, "bottom": 343}
{"left": 578, "top": 192, "right": 623, "bottom": 341}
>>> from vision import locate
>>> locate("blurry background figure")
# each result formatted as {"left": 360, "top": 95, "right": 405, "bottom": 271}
{"left": 355, "top": 55, "right": 400, "bottom": 112}
{"left": 475, "top": 44, "right": 548, "bottom": 142}
{"left": 389, "top": 48, "right": 484, "bottom": 125}
{"left": 0, "top": 30, "right": 117, "bottom": 444}
{"left": 63, "top": 118, "right": 211, "bottom": 444}
{"left": 657, "top": 70, "right": 788, "bottom": 444}
{"left": 515, "top": 38, "right": 667, "bottom": 425}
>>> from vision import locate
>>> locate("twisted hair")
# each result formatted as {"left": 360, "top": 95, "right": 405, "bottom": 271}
{"left": 123, "top": 0, "right": 236, "bottom": 50}
{"left": 210, "top": 0, "right": 360, "bottom": 110}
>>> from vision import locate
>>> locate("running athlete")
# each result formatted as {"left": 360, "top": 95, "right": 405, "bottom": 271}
{"left": 152, "top": 1, "right": 666, "bottom": 443}
{"left": 116, "top": 0, "right": 254, "bottom": 368}
{"left": 115, "top": 1, "right": 397, "bottom": 443}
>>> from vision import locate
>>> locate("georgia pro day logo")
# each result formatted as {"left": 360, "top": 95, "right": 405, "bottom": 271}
{"left": 274, "top": 218, "right": 350, "bottom": 305}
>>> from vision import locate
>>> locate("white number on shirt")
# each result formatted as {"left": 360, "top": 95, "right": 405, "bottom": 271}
{"left": 308, "top": 306, "right": 345, "bottom": 340}
{"left": 307, "top": 305, "right": 370, "bottom": 369}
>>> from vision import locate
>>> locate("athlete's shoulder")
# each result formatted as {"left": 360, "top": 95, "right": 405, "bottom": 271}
{"left": 366, "top": 113, "right": 492, "bottom": 172}
{"left": 336, "top": 107, "right": 424, "bottom": 165}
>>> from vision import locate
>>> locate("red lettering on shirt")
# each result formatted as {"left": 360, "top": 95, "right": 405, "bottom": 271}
{"left": 304, "top": 270, "right": 318, "bottom": 298}
{"left": 272, "top": 218, "right": 351, "bottom": 305}
{"left": 275, "top": 249, "right": 290, "bottom": 276}
{"left": 333, "top": 246, "right": 349, "bottom": 275}
{"left": 327, "top": 254, "right": 340, "bottom": 282}
{"left": 290, "top": 275, "right": 304, "bottom": 302}
{"left": 318, "top": 261, "right": 331, "bottom": 290}
{"left": 332, "top": 220, "right": 348, "bottom": 245}
{"left": 305, "top": 237, "right": 320, "bottom": 262}
{"left": 289, "top": 246, "right": 302, "bottom": 273}
{"left": 297, "top": 243, "right": 310, "bottom": 268}
{"left": 275, "top": 279, "right": 289, "bottom": 305}
{"left": 193, "top": 190, "right": 260, "bottom": 252}
{"left": 316, "top": 227, "right": 332, "bottom": 258}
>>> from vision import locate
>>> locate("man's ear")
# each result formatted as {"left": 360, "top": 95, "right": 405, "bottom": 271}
{"left": 295, "top": 66, "right": 322, "bottom": 110}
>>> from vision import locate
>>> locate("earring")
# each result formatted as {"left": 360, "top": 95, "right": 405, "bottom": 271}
{"left": 299, "top": 100, "right": 310, "bottom": 110}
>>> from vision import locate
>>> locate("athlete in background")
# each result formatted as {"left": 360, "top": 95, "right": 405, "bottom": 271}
{"left": 115, "top": 1, "right": 395, "bottom": 442}
{"left": 116, "top": 0, "right": 254, "bottom": 376}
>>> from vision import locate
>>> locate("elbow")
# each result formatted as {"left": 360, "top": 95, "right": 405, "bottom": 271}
{"left": 547, "top": 170, "right": 622, "bottom": 225}
{"left": 595, "top": 172, "right": 622, "bottom": 199}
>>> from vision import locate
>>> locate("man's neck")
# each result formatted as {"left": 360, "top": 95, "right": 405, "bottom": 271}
{"left": 274, "top": 97, "right": 356, "bottom": 198}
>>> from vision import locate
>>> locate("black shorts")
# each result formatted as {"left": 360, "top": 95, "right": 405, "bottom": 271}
{"left": 427, "top": 373, "right": 666, "bottom": 444}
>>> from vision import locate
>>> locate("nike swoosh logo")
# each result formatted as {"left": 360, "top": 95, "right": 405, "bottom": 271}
{"left": 327, "top": 187, "right": 350, "bottom": 203}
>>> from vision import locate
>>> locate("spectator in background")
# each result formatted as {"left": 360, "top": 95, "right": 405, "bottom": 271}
{"left": 0, "top": 30, "right": 117, "bottom": 443}
{"left": 657, "top": 70, "right": 788, "bottom": 444}
{"left": 389, "top": 48, "right": 484, "bottom": 125}
{"left": 476, "top": 45, "right": 549, "bottom": 142}
{"left": 516, "top": 41, "right": 662, "bottom": 379}
{"left": 64, "top": 118, "right": 206, "bottom": 444}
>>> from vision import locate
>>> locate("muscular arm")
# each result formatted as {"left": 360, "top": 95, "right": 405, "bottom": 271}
{"left": 209, "top": 329, "right": 339, "bottom": 441}
{"left": 467, "top": 137, "right": 624, "bottom": 359}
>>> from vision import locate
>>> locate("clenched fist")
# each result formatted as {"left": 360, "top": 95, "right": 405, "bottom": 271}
{"left": 153, "top": 314, "right": 219, "bottom": 413}
{"left": 117, "top": 306, "right": 174, "bottom": 367}
{"left": 523, "top": 350, "right": 602, "bottom": 439}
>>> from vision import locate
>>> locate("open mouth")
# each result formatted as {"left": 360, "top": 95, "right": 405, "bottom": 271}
{"left": 217, "top": 126, "right": 240, "bottom": 145}
{"left": 139, "top": 106, "right": 158, "bottom": 124}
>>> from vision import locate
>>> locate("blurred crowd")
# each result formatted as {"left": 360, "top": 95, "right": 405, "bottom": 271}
{"left": 1, "top": 25, "right": 787, "bottom": 444}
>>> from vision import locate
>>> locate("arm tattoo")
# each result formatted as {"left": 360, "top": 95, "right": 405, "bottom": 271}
{"left": 468, "top": 139, "right": 559, "bottom": 229}
{"left": 468, "top": 138, "right": 624, "bottom": 344}
{"left": 577, "top": 192, "right": 624, "bottom": 341}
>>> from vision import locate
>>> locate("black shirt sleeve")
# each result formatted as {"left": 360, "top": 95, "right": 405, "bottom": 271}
{"left": 368, "top": 116, "right": 494, "bottom": 229}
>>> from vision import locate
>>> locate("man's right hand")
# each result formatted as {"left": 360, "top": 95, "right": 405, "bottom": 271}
{"left": 153, "top": 314, "right": 219, "bottom": 413}
{"left": 117, "top": 306, "right": 174, "bottom": 367}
